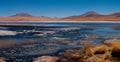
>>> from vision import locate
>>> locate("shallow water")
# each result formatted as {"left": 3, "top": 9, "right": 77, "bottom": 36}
{"left": 0, "top": 22, "right": 120, "bottom": 62}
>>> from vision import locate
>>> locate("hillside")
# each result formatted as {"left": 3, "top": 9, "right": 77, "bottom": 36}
{"left": 63, "top": 11, "right": 120, "bottom": 21}
{"left": 0, "top": 12, "right": 120, "bottom": 21}
{"left": 0, "top": 13, "right": 61, "bottom": 21}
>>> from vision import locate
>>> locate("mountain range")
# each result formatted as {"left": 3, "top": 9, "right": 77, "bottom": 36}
{"left": 0, "top": 11, "right": 120, "bottom": 21}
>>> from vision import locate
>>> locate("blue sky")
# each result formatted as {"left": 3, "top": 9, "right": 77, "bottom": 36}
{"left": 0, "top": 0, "right": 120, "bottom": 17}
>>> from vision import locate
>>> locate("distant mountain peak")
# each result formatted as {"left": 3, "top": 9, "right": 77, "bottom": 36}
{"left": 64, "top": 11, "right": 102, "bottom": 19}
{"left": 85, "top": 11, "right": 97, "bottom": 13}
{"left": 10, "top": 13, "right": 33, "bottom": 17}
{"left": 80, "top": 11, "right": 101, "bottom": 17}
{"left": 111, "top": 12, "right": 120, "bottom": 16}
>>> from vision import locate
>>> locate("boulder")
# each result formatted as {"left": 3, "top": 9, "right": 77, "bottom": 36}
{"left": 33, "top": 56, "right": 58, "bottom": 62}
{"left": 0, "top": 57, "right": 7, "bottom": 62}
{"left": 104, "top": 39, "right": 120, "bottom": 52}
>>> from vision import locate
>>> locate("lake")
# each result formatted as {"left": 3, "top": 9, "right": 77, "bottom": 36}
{"left": 0, "top": 22, "right": 120, "bottom": 62}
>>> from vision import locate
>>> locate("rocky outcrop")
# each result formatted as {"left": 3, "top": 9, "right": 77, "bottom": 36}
{"left": 104, "top": 39, "right": 120, "bottom": 52}
{"left": 17, "top": 39, "right": 120, "bottom": 62}
{"left": 0, "top": 57, "right": 7, "bottom": 62}
{"left": 104, "top": 39, "right": 120, "bottom": 57}
{"left": 60, "top": 39, "right": 120, "bottom": 62}
{"left": 33, "top": 56, "right": 58, "bottom": 62}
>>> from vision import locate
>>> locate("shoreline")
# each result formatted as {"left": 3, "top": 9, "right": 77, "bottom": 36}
{"left": 0, "top": 21, "right": 120, "bottom": 23}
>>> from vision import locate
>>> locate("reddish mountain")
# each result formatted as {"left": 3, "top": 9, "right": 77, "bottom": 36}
{"left": 109, "top": 12, "right": 120, "bottom": 17}
{"left": 0, "top": 12, "right": 120, "bottom": 21}
{"left": 0, "top": 13, "right": 61, "bottom": 21}
{"left": 63, "top": 11, "right": 102, "bottom": 18}
{"left": 79, "top": 11, "right": 102, "bottom": 17}
{"left": 63, "top": 11, "right": 120, "bottom": 21}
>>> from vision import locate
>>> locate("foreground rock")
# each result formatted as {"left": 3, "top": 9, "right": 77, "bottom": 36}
{"left": 60, "top": 39, "right": 120, "bottom": 62}
{"left": 0, "top": 57, "right": 7, "bottom": 62}
{"left": 104, "top": 39, "right": 120, "bottom": 52}
{"left": 104, "top": 39, "right": 120, "bottom": 57}
{"left": 85, "top": 55, "right": 107, "bottom": 62}
{"left": 22, "top": 39, "right": 120, "bottom": 62}
{"left": 33, "top": 56, "right": 58, "bottom": 62}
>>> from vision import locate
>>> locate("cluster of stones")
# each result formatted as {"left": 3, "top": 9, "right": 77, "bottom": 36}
{"left": 33, "top": 39, "right": 120, "bottom": 62}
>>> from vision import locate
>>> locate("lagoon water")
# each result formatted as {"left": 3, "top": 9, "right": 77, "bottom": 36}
{"left": 0, "top": 22, "right": 120, "bottom": 62}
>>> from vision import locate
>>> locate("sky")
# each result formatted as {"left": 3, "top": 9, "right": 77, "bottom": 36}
{"left": 0, "top": 0, "right": 120, "bottom": 17}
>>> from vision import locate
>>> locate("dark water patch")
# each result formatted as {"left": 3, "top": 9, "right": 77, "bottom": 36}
{"left": 0, "top": 22, "right": 120, "bottom": 62}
